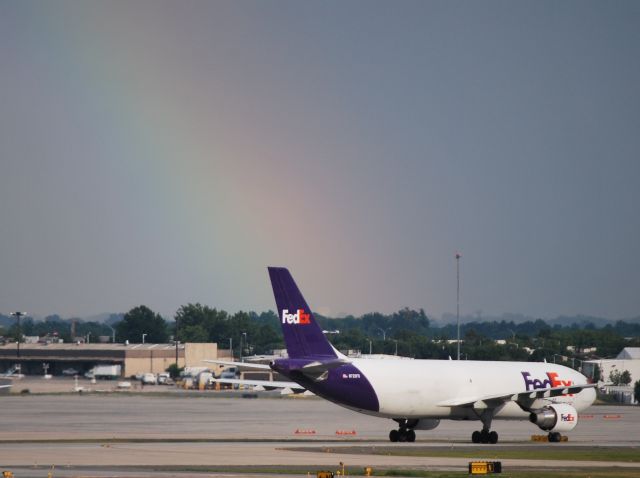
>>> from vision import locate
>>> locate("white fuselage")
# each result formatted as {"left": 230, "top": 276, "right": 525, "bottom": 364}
{"left": 350, "top": 358, "right": 595, "bottom": 420}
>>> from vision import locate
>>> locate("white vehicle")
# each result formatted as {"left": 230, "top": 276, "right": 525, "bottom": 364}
{"left": 217, "top": 367, "right": 240, "bottom": 390}
{"left": 209, "top": 267, "right": 597, "bottom": 444}
{"left": 85, "top": 365, "right": 121, "bottom": 380}
{"left": 62, "top": 368, "right": 79, "bottom": 376}
{"left": 219, "top": 366, "right": 238, "bottom": 379}
{"left": 141, "top": 373, "right": 157, "bottom": 385}
{"left": 196, "top": 371, "right": 214, "bottom": 389}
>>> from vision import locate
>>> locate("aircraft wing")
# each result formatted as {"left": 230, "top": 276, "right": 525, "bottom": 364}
{"left": 437, "top": 383, "right": 597, "bottom": 409}
{"left": 0, "top": 384, "right": 11, "bottom": 389}
{"left": 202, "top": 359, "right": 271, "bottom": 370}
{"left": 211, "top": 377, "right": 305, "bottom": 391}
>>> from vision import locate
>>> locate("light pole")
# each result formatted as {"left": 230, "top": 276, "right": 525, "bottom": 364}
{"left": 508, "top": 328, "right": 518, "bottom": 349}
{"left": 105, "top": 324, "right": 116, "bottom": 343}
{"left": 174, "top": 317, "right": 179, "bottom": 368}
{"left": 394, "top": 339, "right": 398, "bottom": 356}
{"left": 142, "top": 333, "right": 147, "bottom": 344}
{"left": 229, "top": 338, "right": 233, "bottom": 360}
{"left": 375, "top": 327, "right": 390, "bottom": 341}
{"left": 10, "top": 312, "right": 27, "bottom": 357}
{"left": 368, "top": 339, "right": 372, "bottom": 355}
{"left": 241, "top": 332, "right": 247, "bottom": 361}
{"left": 456, "top": 252, "right": 461, "bottom": 360}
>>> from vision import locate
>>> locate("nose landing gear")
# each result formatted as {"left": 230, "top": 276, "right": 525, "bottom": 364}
{"left": 548, "top": 432, "right": 562, "bottom": 442}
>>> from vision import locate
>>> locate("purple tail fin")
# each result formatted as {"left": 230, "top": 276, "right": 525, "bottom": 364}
{"left": 268, "top": 267, "right": 337, "bottom": 359}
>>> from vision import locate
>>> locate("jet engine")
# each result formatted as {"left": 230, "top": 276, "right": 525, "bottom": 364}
{"left": 529, "top": 403, "right": 578, "bottom": 432}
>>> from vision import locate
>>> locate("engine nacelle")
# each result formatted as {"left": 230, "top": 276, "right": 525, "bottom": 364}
{"left": 529, "top": 403, "right": 578, "bottom": 432}
{"left": 413, "top": 419, "right": 440, "bottom": 431}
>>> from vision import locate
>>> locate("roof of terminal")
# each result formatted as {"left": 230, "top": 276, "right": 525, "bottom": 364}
{"left": 617, "top": 347, "right": 640, "bottom": 360}
{"left": 0, "top": 343, "right": 184, "bottom": 351}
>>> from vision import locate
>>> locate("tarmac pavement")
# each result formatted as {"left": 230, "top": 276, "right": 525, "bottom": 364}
{"left": 1, "top": 381, "right": 639, "bottom": 475}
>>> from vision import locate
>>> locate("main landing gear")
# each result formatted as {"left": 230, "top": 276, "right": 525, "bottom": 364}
{"left": 471, "top": 429, "right": 499, "bottom": 444}
{"left": 389, "top": 419, "right": 417, "bottom": 442}
{"left": 471, "top": 410, "right": 498, "bottom": 444}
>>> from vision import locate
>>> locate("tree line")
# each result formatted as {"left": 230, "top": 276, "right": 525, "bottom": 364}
{"left": 2, "top": 308, "right": 639, "bottom": 364}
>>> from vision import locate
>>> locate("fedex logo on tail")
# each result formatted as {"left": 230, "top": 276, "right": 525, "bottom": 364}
{"left": 282, "top": 309, "right": 311, "bottom": 325}
{"left": 521, "top": 371, "right": 573, "bottom": 391}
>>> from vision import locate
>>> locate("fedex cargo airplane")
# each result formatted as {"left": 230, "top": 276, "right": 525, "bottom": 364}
{"left": 211, "top": 267, "right": 597, "bottom": 444}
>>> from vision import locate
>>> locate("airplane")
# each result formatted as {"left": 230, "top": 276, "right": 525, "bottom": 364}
{"left": 209, "top": 267, "right": 597, "bottom": 444}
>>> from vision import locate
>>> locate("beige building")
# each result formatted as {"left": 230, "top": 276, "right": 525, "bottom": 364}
{"left": 0, "top": 342, "right": 217, "bottom": 377}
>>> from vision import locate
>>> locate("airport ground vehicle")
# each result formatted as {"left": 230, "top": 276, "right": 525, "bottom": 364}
{"left": 219, "top": 367, "right": 239, "bottom": 389}
{"left": 61, "top": 368, "right": 79, "bottom": 376}
{"left": 211, "top": 267, "right": 597, "bottom": 444}
{"left": 141, "top": 373, "right": 157, "bottom": 385}
{"left": 85, "top": 365, "right": 121, "bottom": 380}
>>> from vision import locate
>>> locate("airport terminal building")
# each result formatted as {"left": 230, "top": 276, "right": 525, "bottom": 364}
{"left": 0, "top": 342, "right": 217, "bottom": 377}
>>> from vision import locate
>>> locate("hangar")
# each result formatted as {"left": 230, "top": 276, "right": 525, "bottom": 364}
{"left": 583, "top": 347, "right": 640, "bottom": 384}
{"left": 0, "top": 342, "right": 217, "bottom": 377}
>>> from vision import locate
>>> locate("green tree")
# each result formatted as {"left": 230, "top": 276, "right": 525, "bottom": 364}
{"left": 166, "top": 363, "right": 184, "bottom": 379}
{"left": 175, "top": 303, "right": 229, "bottom": 343}
{"left": 608, "top": 369, "right": 630, "bottom": 386}
{"left": 620, "top": 370, "right": 632, "bottom": 386}
{"left": 117, "top": 305, "right": 168, "bottom": 343}
{"left": 179, "top": 324, "right": 209, "bottom": 342}
{"left": 609, "top": 370, "right": 620, "bottom": 385}
{"left": 634, "top": 380, "right": 640, "bottom": 404}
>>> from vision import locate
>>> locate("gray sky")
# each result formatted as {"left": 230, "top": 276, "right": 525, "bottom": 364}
{"left": 1, "top": 1, "right": 639, "bottom": 320}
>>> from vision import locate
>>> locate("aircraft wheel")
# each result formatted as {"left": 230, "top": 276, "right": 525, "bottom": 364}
{"left": 406, "top": 429, "right": 416, "bottom": 442}
{"left": 480, "top": 430, "right": 490, "bottom": 444}
{"left": 389, "top": 429, "right": 400, "bottom": 442}
{"left": 471, "top": 430, "right": 481, "bottom": 443}
{"left": 488, "top": 431, "right": 498, "bottom": 444}
{"left": 548, "top": 432, "right": 561, "bottom": 443}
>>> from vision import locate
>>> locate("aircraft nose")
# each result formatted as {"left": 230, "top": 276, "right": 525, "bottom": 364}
{"left": 582, "top": 386, "right": 597, "bottom": 407}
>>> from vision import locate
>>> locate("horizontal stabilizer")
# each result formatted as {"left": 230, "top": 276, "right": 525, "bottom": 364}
{"left": 202, "top": 359, "right": 271, "bottom": 370}
{"left": 301, "top": 358, "right": 351, "bottom": 374}
{"left": 211, "top": 377, "right": 305, "bottom": 391}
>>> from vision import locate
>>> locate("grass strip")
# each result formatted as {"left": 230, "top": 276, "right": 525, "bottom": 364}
{"left": 286, "top": 445, "right": 640, "bottom": 463}
{"left": 16, "top": 464, "right": 640, "bottom": 478}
